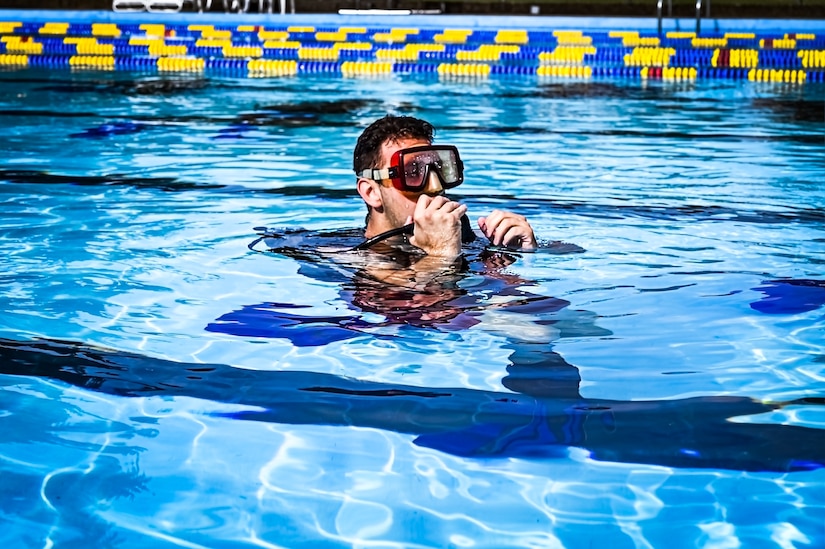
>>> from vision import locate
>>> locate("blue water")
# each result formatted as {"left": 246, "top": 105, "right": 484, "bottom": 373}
{"left": 1, "top": 67, "right": 824, "bottom": 548}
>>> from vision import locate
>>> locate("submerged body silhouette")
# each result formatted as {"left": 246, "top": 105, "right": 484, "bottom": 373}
{"left": 1, "top": 337, "right": 823, "bottom": 472}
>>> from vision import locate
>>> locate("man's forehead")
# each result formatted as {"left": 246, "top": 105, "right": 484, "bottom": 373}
{"left": 383, "top": 137, "right": 430, "bottom": 149}
{"left": 381, "top": 138, "right": 430, "bottom": 158}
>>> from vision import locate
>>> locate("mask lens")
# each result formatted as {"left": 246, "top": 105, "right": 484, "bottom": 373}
{"left": 399, "top": 147, "right": 462, "bottom": 191}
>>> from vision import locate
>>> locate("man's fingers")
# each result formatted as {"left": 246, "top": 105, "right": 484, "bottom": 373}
{"left": 500, "top": 226, "right": 530, "bottom": 248}
{"left": 484, "top": 209, "right": 528, "bottom": 227}
{"left": 442, "top": 201, "right": 466, "bottom": 214}
{"left": 415, "top": 195, "right": 465, "bottom": 219}
{"left": 478, "top": 210, "right": 537, "bottom": 249}
{"left": 409, "top": 196, "right": 465, "bottom": 259}
{"left": 488, "top": 218, "right": 518, "bottom": 246}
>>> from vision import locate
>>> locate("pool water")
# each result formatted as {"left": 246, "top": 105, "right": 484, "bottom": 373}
{"left": 1, "top": 65, "right": 824, "bottom": 547}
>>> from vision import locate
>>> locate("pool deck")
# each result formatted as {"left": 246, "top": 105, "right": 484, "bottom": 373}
{"left": 1, "top": 9, "right": 824, "bottom": 33}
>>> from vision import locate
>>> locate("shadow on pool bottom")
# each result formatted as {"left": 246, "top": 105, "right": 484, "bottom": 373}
{"left": 750, "top": 279, "right": 825, "bottom": 315}
{"left": 1, "top": 337, "right": 823, "bottom": 473}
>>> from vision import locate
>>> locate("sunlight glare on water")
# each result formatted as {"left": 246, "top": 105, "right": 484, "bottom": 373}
{"left": 0, "top": 64, "right": 823, "bottom": 548}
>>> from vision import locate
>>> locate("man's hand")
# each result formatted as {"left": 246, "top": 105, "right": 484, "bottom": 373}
{"left": 477, "top": 210, "right": 538, "bottom": 250}
{"left": 408, "top": 195, "right": 466, "bottom": 259}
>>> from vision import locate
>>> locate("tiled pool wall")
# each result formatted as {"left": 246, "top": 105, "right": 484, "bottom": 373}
{"left": 1, "top": 10, "right": 824, "bottom": 83}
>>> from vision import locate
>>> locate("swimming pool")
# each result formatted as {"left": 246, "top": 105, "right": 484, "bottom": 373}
{"left": 1, "top": 10, "right": 824, "bottom": 548}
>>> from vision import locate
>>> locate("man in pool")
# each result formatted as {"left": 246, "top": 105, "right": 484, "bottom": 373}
{"left": 216, "top": 114, "right": 600, "bottom": 404}
{"left": 354, "top": 115, "right": 538, "bottom": 261}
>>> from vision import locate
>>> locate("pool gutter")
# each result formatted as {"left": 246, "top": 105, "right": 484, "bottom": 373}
{"left": 1, "top": 9, "right": 824, "bottom": 33}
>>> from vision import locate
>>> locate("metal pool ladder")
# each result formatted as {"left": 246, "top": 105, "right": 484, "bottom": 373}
{"left": 657, "top": 0, "right": 711, "bottom": 35}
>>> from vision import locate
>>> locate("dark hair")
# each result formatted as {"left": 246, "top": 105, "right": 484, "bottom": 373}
{"left": 353, "top": 115, "right": 434, "bottom": 174}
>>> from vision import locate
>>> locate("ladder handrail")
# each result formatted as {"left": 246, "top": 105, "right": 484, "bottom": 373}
{"left": 657, "top": 0, "right": 662, "bottom": 35}
{"left": 656, "top": 0, "right": 672, "bottom": 36}
{"left": 658, "top": 0, "right": 710, "bottom": 36}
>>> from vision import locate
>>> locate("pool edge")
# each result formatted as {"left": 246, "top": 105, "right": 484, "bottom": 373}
{"left": 1, "top": 9, "right": 824, "bottom": 33}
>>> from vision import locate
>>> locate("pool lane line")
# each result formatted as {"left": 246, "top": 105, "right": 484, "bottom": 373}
{"left": 1, "top": 21, "right": 824, "bottom": 82}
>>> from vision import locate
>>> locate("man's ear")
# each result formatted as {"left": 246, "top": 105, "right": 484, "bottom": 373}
{"left": 357, "top": 178, "right": 383, "bottom": 210}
